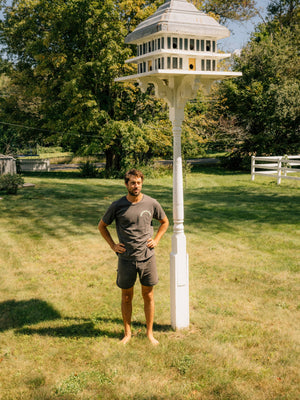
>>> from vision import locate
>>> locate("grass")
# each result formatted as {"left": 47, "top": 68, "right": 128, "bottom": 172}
{"left": 17, "top": 145, "right": 106, "bottom": 165}
{"left": 0, "top": 167, "right": 299, "bottom": 400}
{"left": 17, "top": 153, "right": 105, "bottom": 165}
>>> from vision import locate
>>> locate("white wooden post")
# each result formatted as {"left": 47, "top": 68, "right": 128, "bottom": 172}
{"left": 170, "top": 119, "right": 189, "bottom": 329}
{"left": 283, "top": 156, "right": 288, "bottom": 177}
{"left": 277, "top": 157, "right": 282, "bottom": 185}
{"left": 251, "top": 156, "right": 255, "bottom": 181}
{"left": 137, "top": 76, "right": 191, "bottom": 330}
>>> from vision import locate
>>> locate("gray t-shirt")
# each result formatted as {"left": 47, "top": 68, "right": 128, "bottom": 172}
{"left": 102, "top": 194, "right": 166, "bottom": 260}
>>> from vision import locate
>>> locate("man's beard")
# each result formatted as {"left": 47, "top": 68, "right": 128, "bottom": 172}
{"left": 128, "top": 188, "right": 141, "bottom": 197}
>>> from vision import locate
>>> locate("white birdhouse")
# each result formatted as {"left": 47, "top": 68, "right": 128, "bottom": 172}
{"left": 117, "top": 0, "right": 241, "bottom": 83}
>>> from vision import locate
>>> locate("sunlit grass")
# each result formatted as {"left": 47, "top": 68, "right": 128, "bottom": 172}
{"left": 0, "top": 168, "right": 299, "bottom": 399}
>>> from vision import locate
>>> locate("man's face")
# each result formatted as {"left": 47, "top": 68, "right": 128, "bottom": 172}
{"left": 125, "top": 175, "right": 143, "bottom": 197}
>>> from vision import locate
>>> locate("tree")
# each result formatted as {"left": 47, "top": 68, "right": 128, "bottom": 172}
{"left": 1, "top": 0, "right": 130, "bottom": 152}
{"left": 202, "top": 0, "right": 257, "bottom": 22}
{"left": 213, "top": 2, "right": 300, "bottom": 168}
{"left": 182, "top": 91, "right": 210, "bottom": 158}
{"left": 0, "top": 62, "right": 45, "bottom": 154}
{"left": 115, "top": 0, "right": 163, "bottom": 33}
{"left": 0, "top": 0, "right": 262, "bottom": 172}
{"left": 267, "top": 0, "right": 299, "bottom": 28}
{"left": 92, "top": 119, "right": 172, "bottom": 176}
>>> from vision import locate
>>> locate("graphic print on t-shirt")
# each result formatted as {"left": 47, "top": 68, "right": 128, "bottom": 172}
{"left": 140, "top": 210, "right": 151, "bottom": 217}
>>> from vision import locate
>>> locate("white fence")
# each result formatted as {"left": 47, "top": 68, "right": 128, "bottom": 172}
{"left": 18, "top": 158, "right": 50, "bottom": 172}
{"left": 251, "top": 155, "right": 300, "bottom": 184}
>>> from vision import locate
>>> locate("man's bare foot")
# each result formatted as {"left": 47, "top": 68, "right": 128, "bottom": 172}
{"left": 119, "top": 334, "right": 131, "bottom": 345}
{"left": 147, "top": 334, "right": 159, "bottom": 345}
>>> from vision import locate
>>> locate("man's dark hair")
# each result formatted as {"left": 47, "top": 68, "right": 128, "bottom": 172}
{"left": 124, "top": 169, "right": 144, "bottom": 184}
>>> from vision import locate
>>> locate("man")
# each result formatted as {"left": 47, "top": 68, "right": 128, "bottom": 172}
{"left": 98, "top": 169, "right": 169, "bottom": 345}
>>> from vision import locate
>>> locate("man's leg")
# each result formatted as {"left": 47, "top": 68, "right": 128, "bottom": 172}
{"left": 121, "top": 287, "right": 134, "bottom": 344}
{"left": 142, "top": 285, "right": 159, "bottom": 345}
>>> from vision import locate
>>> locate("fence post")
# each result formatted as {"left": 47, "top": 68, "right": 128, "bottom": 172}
{"left": 283, "top": 155, "right": 288, "bottom": 177}
{"left": 251, "top": 156, "right": 255, "bottom": 181}
{"left": 277, "top": 157, "right": 282, "bottom": 185}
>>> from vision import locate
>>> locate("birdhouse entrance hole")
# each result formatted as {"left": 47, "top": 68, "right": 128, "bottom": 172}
{"left": 189, "top": 58, "right": 196, "bottom": 70}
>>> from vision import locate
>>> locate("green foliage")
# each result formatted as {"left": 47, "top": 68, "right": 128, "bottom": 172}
{"left": 182, "top": 92, "right": 210, "bottom": 158}
{"left": 1, "top": 0, "right": 130, "bottom": 152}
{"left": 36, "top": 146, "right": 63, "bottom": 154}
{"left": 55, "top": 371, "right": 114, "bottom": 395}
{"left": 172, "top": 354, "right": 194, "bottom": 376}
{"left": 0, "top": 125, "right": 20, "bottom": 155}
{"left": 115, "top": 0, "right": 164, "bottom": 33}
{"left": 220, "top": 150, "right": 252, "bottom": 171}
{"left": 80, "top": 118, "right": 172, "bottom": 178}
{"left": 114, "top": 83, "right": 169, "bottom": 124}
{"left": 100, "top": 120, "right": 149, "bottom": 177}
{"left": 0, "top": 173, "right": 24, "bottom": 194}
{"left": 132, "top": 161, "right": 173, "bottom": 179}
{"left": 266, "top": 0, "right": 299, "bottom": 29}
{"left": 214, "top": 4, "right": 300, "bottom": 168}
{"left": 79, "top": 161, "right": 99, "bottom": 178}
{"left": 203, "top": 0, "right": 257, "bottom": 22}
{"left": 0, "top": 70, "right": 39, "bottom": 154}
{"left": 142, "top": 120, "right": 172, "bottom": 160}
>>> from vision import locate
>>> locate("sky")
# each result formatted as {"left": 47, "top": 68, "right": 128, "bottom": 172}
{"left": 219, "top": 0, "right": 270, "bottom": 52}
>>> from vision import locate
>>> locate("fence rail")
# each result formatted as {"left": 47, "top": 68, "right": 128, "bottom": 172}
{"left": 251, "top": 155, "right": 300, "bottom": 184}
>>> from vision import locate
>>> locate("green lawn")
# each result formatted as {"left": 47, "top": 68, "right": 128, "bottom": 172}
{"left": 0, "top": 168, "right": 299, "bottom": 400}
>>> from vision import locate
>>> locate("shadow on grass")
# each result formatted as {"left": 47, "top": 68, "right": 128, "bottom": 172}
{"left": 15, "top": 321, "right": 122, "bottom": 339}
{"left": 0, "top": 299, "right": 172, "bottom": 338}
{"left": 183, "top": 185, "right": 300, "bottom": 233}
{"left": 92, "top": 316, "right": 171, "bottom": 332}
{"left": 0, "top": 299, "right": 61, "bottom": 332}
{"left": 190, "top": 165, "right": 243, "bottom": 175}
{"left": 1, "top": 175, "right": 172, "bottom": 240}
{"left": 3, "top": 167, "right": 299, "bottom": 240}
{"left": 15, "top": 319, "right": 172, "bottom": 339}
{"left": 22, "top": 171, "right": 83, "bottom": 179}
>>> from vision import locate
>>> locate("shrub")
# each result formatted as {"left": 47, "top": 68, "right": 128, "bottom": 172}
{"left": 79, "top": 161, "right": 99, "bottom": 178}
{"left": 220, "top": 151, "right": 252, "bottom": 171}
{"left": 0, "top": 173, "right": 24, "bottom": 194}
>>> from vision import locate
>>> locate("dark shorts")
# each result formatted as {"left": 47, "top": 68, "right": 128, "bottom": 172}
{"left": 116, "top": 255, "right": 158, "bottom": 289}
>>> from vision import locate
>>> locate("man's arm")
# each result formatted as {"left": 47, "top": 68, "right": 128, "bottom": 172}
{"left": 147, "top": 216, "right": 169, "bottom": 249}
{"left": 98, "top": 219, "right": 126, "bottom": 254}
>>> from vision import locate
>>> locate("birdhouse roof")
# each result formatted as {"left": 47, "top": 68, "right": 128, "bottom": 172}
{"left": 125, "top": 0, "right": 230, "bottom": 44}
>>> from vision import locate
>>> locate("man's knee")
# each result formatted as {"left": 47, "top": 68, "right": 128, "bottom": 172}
{"left": 142, "top": 286, "right": 154, "bottom": 302}
{"left": 122, "top": 288, "right": 133, "bottom": 304}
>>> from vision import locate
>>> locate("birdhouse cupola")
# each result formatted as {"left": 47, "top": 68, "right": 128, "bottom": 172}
{"left": 120, "top": 0, "right": 235, "bottom": 79}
